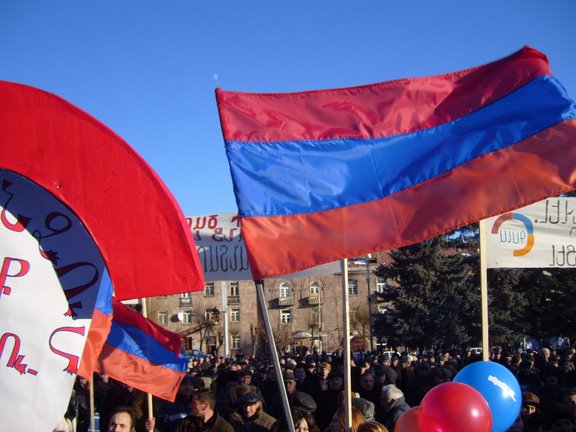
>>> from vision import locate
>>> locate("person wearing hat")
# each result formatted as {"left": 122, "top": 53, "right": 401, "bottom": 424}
{"left": 229, "top": 390, "right": 276, "bottom": 432}
{"left": 377, "top": 384, "right": 410, "bottom": 432}
{"left": 520, "top": 391, "right": 545, "bottom": 432}
{"left": 267, "top": 370, "right": 300, "bottom": 419}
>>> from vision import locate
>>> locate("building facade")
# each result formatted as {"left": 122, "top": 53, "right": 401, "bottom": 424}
{"left": 147, "top": 258, "right": 389, "bottom": 357}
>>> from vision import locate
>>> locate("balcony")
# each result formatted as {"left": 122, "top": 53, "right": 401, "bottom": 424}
{"left": 278, "top": 296, "right": 294, "bottom": 307}
{"left": 308, "top": 295, "right": 322, "bottom": 305}
{"left": 179, "top": 297, "right": 192, "bottom": 306}
{"left": 227, "top": 295, "right": 240, "bottom": 305}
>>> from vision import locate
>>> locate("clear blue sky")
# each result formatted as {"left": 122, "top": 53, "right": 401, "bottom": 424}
{"left": 1, "top": 1, "right": 575, "bottom": 216}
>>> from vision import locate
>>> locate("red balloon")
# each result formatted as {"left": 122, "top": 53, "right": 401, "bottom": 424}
{"left": 395, "top": 406, "right": 420, "bottom": 432}
{"left": 418, "top": 382, "right": 492, "bottom": 432}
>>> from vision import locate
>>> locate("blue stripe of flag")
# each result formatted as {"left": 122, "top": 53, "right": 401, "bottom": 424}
{"left": 226, "top": 76, "right": 576, "bottom": 217}
{"left": 106, "top": 321, "right": 188, "bottom": 372}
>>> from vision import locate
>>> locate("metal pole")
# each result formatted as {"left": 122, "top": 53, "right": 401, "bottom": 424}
{"left": 341, "top": 259, "right": 352, "bottom": 432}
{"left": 140, "top": 298, "right": 155, "bottom": 426}
{"left": 221, "top": 281, "right": 230, "bottom": 357}
{"left": 255, "top": 280, "right": 295, "bottom": 432}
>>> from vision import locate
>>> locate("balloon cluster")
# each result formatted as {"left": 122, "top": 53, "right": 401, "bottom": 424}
{"left": 394, "top": 361, "right": 521, "bottom": 432}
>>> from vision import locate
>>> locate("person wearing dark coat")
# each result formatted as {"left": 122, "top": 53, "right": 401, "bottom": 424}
{"left": 229, "top": 391, "right": 276, "bottom": 432}
{"left": 376, "top": 384, "right": 410, "bottom": 431}
{"left": 176, "top": 389, "right": 234, "bottom": 432}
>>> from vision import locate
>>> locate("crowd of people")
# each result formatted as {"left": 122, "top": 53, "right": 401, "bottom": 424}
{"left": 56, "top": 345, "right": 576, "bottom": 432}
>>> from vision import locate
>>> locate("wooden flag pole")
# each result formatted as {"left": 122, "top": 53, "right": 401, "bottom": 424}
{"left": 89, "top": 378, "right": 96, "bottom": 432}
{"left": 341, "top": 259, "right": 353, "bottom": 432}
{"left": 140, "top": 298, "right": 155, "bottom": 429}
{"left": 479, "top": 219, "right": 490, "bottom": 361}
{"left": 255, "top": 280, "right": 295, "bottom": 432}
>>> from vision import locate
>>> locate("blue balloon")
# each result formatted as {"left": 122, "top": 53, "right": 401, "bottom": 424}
{"left": 454, "top": 361, "right": 522, "bottom": 432}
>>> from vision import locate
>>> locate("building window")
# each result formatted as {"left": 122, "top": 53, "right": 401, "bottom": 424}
{"left": 310, "top": 282, "right": 320, "bottom": 295}
{"left": 232, "top": 335, "right": 241, "bottom": 350}
{"left": 181, "top": 310, "right": 192, "bottom": 324}
{"left": 180, "top": 292, "right": 192, "bottom": 305}
{"left": 348, "top": 279, "right": 359, "bottom": 296}
{"left": 312, "top": 306, "right": 321, "bottom": 324}
{"left": 158, "top": 311, "right": 168, "bottom": 325}
{"left": 281, "top": 309, "right": 291, "bottom": 324}
{"left": 376, "top": 278, "right": 386, "bottom": 293}
{"left": 350, "top": 309, "right": 357, "bottom": 322}
{"left": 280, "top": 283, "right": 291, "bottom": 298}
{"left": 230, "top": 307, "right": 240, "bottom": 323}
{"left": 204, "top": 282, "right": 215, "bottom": 297}
{"left": 229, "top": 281, "right": 239, "bottom": 297}
{"left": 206, "top": 336, "right": 217, "bottom": 346}
{"left": 378, "top": 304, "right": 388, "bottom": 314}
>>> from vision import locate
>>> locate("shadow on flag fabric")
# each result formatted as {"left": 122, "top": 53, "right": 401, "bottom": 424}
{"left": 216, "top": 46, "right": 576, "bottom": 279}
{"left": 95, "top": 299, "right": 189, "bottom": 402}
{"left": 0, "top": 80, "right": 204, "bottom": 300}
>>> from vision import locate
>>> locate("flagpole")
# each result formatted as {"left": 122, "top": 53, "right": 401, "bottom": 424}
{"left": 140, "top": 298, "right": 155, "bottom": 428}
{"left": 89, "top": 378, "right": 95, "bottom": 432}
{"left": 255, "top": 279, "right": 295, "bottom": 432}
{"left": 341, "top": 259, "right": 352, "bottom": 432}
{"left": 479, "top": 220, "right": 490, "bottom": 361}
{"left": 221, "top": 281, "right": 230, "bottom": 357}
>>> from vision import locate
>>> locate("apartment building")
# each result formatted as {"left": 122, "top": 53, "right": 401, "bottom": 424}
{"left": 147, "top": 259, "right": 389, "bottom": 357}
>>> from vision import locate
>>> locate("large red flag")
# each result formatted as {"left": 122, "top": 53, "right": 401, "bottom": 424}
{"left": 216, "top": 46, "right": 576, "bottom": 279}
{"left": 0, "top": 80, "right": 204, "bottom": 300}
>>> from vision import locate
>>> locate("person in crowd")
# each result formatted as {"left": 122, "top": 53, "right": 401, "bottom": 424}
{"left": 327, "top": 406, "right": 364, "bottom": 432}
{"left": 271, "top": 408, "right": 320, "bottom": 432}
{"left": 294, "top": 363, "right": 322, "bottom": 400}
{"left": 549, "top": 417, "right": 575, "bottom": 432}
{"left": 52, "top": 417, "right": 74, "bottom": 432}
{"left": 238, "top": 369, "right": 254, "bottom": 386}
{"left": 156, "top": 375, "right": 196, "bottom": 432}
{"left": 374, "top": 363, "right": 397, "bottom": 388}
{"left": 177, "top": 388, "right": 234, "bottom": 432}
{"left": 229, "top": 391, "right": 276, "bottom": 432}
{"left": 357, "top": 421, "right": 388, "bottom": 432}
{"left": 100, "top": 380, "right": 150, "bottom": 432}
{"left": 316, "top": 362, "right": 332, "bottom": 392}
{"left": 268, "top": 371, "right": 300, "bottom": 419}
{"left": 356, "top": 371, "right": 381, "bottom": 408}
{"left": 258, "top": 367, "right": 279, "bottom": 409}
{"left": 107, "top": 406, "right": 137, "bottom": 432}
{"left": 316, "top": 370, "right": 345, "bottom": 430}
{"left": 520, "top": 391, "right": 545, "bottom": 432}
{"left": 377, "top": 384, "right": 410, "bottom": 431}
{"left": 505, "top": 413, "right": 524, "bottom": 432}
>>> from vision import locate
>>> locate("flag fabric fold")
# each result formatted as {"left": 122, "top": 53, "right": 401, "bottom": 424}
{"left": 216, "top": 46, "right": 576, "bottom": 279}
{"left": 94, "top": 300, "right": 188, "bottom": 401}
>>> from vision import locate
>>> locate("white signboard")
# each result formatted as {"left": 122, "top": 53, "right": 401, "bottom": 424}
{"left": 485, "top": 197, "right": 576, "bottom": 268}
{"left": 187, "top": 213, "right": 339, "bottom": 281}
{"left": 0, "top": 170, "right": 106, "bottom": 431}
